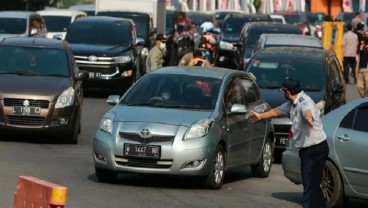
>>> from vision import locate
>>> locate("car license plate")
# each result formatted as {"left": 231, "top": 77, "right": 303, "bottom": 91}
{"left": 124, "top": 144, "right": 160, "bottom": 159}
{"left": 88, "top": 72, "right": 101, "bottom": 78}
{"left": 279, "top": 137, "right": 289, "bottom": 146}
{"left": 12, "top": 106, "right": 41, "bottom": 116}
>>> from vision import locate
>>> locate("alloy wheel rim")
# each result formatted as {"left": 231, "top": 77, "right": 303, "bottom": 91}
{"left": 214, "top": 151, "right": 224, "bottom": 184}
{"left": 322, "top": 166, "right": 335, "bottom": 202}
{"left": 262, "top": 143, "right": 272, "bottom": 172}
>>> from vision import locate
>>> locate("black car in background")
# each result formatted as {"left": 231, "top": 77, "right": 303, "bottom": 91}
{"left": 214, "top": 10, "right": 243, "bottom": 29}
{"left": 65, "top": 16, "right": 145, "bottom": 90}
{"left": 238, "top": 22, "right": 302, "bottom": 68}
{"left": 245, "top": 47, "right": 346, "bottom": 160}
{"left": 214, "top": 13, "right": 272, "bottom": 70}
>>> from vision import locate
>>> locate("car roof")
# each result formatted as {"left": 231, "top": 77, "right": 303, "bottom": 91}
{"left": 254, "top": 46, "right": 331, "bottom": 62}
{"left": 261, "top": 34, "right": 323, "bottom": 48}
{"left": 227, "top": 13, "right": 270, "bottom": 19}
{"left": 0, "top": 11, "right": 36, "bottom": 18}
{"left": 0, "top": 37, "right": 67, "bottom": 49}
{"left": 150, "top": 66, "right": 253, "bottom": 80}
{"left": 247, "top": 22, "right": 299, "bottom": 29}
{"left": 68, "top": 4, "right": 95, "bottom": 11}
{"left": 73, "top": 16, "right": 133, "bottom": 24}
{"left": 37, "top": 9, "right": 87, "bottom": 16}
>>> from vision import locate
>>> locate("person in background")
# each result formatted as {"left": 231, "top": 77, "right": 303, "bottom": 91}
{"left": 356, "top": 35, "right": 368, "bottom": 97}
{"left": 343, "top": 23, "right": 359, "bottom": 84}
{"left": 351, "top": 12, "right": 364, "bottom": 31}
{"left": 146, "top": 34, "right": 166, "bottom": 72}
{"left": 179, "top": 40, "right": 211, "bottom": 67}
{"left": 29, "top": 18, "right": 47, "bottom": 38}
{"left": 248, "top": 78, "right": 329, "bottom": 208}
{"left": 187, "top": 49, "right": 211, "bottom": 67}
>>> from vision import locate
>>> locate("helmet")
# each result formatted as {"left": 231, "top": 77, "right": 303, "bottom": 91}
{"left": 200, "top": 22, "right": 214, "bottom": 33}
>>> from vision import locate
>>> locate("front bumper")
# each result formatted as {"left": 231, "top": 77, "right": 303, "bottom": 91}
{"left": 93, "top": 129, "right": 216, "bottom": 176}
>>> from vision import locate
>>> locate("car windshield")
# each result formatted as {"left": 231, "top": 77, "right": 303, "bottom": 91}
{"left": 246, "top": 28, "right": 301, "bottom": 48}
{"left": 97, "top": 12, "right": 148, "bottom": 39}
{"left": 0, "top": 46, "right": 70, "bottom": 77}
{"left": 223, "top": 17, "right": 270, "bottom": 38}
{"left": 66, "top": 21, "right": 131, "bottom": 45}
{"left": 282, "top": 15, "right": 302, "bottom": 24}
{"left": 247, "top": 59, "right": 325, "bottom": 91}
{"left": 41, "top": 16, "right": 72, "bottom": 32}
{"left": 121, "top": 74, "right": 222, "bottom": 110}
{"left": 187, "top": 13, "right": 213, "bottom": 27}
{"left": 0, "top": 18, "right": 27, "bottom": 34}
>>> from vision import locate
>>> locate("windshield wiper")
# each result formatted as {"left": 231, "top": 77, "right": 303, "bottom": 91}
{"left": 1, "top": 71, "right": 41, "bottom": 76}
{"left": 261, "top": 85, "right": 282, "bottom": 89}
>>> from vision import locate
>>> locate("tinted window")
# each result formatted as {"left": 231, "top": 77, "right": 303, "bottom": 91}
{"left": 66, "top": 21, "right": 131, "bottom": 45}
{"left": 225, "top": 78, "right": 246, "bottom": 112}
{"left": 42, "top": 16, "right": 72, "bottom": 32}
{"left": 0, "top": 46, "right": 70, "bottom": 77}
{"left": 0, "top": 18, "right": 27, "bottom": 34}
{"left": 240, "top": 79, "right": 259, "bottom": 105}
{"left": 224, "top": 16, "right": 271, "bottom": 38}
{"left": 329, "top": 59, "right": 342, "bottom": 84}
{"left": 353, "top": 107, "right": 368, "bottom": 132}
{"left": 121, "top": 74, "right": 221, "bottom": 110}
{"left": 281, "top": 15, "right": 302, "bottom": 24}
{"left": 339, "top": 109, "right": 356, "bottom": 129}
{"left": 247, "top": 59, "right": 325, "bottom": 91}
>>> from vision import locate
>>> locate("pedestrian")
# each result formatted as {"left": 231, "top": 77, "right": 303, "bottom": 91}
{"left": 351, "top": 12, "right": 364, "bottom": 31}
{"left": 343, "top": 23, "right": 359, "bottom": 84}
{"left": 187, "top": 49, "right": 211, "bottom": 67}
{"left": 146, "top": 34, "right": 166, "bottom": 72}
{"left": 356, "top": 35, "right": 368, "bottom": 97}
{"left": 248, "top": 78, "right": 329, "bottom": 208}
{"left": 178, "top": 39, "right": 211, "bottom": 67}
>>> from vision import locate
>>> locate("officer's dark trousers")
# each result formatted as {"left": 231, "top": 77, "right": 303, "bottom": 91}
{"left": 343, "top": 57, "right": 357, "bottom": 84}
{"left": 299, "top": 140, "right": 329, "bottom": 208}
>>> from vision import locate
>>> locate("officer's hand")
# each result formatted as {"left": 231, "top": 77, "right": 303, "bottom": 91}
{"left": 305, "top": 117, "right": 314, "bottom": 129}
{"left": 247, "top": 110, "right": 261, "bottom": 123}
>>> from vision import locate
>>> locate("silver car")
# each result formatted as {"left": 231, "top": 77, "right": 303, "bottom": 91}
{"left": 93, "top": 66, "right": 274, "bottom": 189}
{"left": 282, "top": 98, "right": 368, "bottom": 207}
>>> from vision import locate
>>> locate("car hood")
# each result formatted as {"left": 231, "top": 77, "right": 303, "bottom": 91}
{"left": 0, "top": 76, "right": 71, "bottom": 100}
{"left": 260, "top": 89, "right": 325, "bottom": 108}
{"left": 113, "top": 106, "right": 213, "bottom": 127}
{"left": 69, "top": 43, "right": 131, "bottom": 56}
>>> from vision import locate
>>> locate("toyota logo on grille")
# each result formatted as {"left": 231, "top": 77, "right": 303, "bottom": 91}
{"left": 140, "top": 129, "right": 151, "bottom": 138}
{"left": 23, "top": 100, "right": 30, "bottom": 107}
{"left": 88, "top": 55, "right": 98, "bottom": 61}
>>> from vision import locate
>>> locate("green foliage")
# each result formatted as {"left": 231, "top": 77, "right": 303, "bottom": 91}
{"left": 58, "top": 0, "right": 94, "bottom": 9}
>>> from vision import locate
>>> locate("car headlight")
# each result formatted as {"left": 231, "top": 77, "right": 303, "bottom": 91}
{"left": 114, "top": 55, "right": 131, "bottom": 63}
{"left": 55, "top": 87, "right": 75, "bottom": 108}
{"left": 141, "top": 47, "right": 149, "bottom": 56}
{"left": 185, "top": 119, "right": 213, "bottom": 140}
{"left": 99, "top": 111, "right": 115, "bottom": 134}
{"left": 219, "top": 41, "right": 233, "bottom": 50}
{"left": 316, "top": 100, "right": 326, "bottom": 116}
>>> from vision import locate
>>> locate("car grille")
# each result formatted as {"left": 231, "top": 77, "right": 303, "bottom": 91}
{"left": 5, "top": 116, "right": 45, "bottom": 126}
{"left": 115, "top": 156, "right": 172, "bottom": 169}
{"left": 120, "top": 132, "right": 175, "bottom": 143}
{"left": 4, "top": 98, "right": 49, "bottom": 109}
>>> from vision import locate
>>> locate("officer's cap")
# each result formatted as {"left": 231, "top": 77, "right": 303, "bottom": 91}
{"left": 280, "top": 78, "right": 302, "bottom": 94}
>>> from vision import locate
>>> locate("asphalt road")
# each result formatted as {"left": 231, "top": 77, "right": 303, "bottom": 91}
{"left": 0, "top": 84, "right": 367, "bottom": 208}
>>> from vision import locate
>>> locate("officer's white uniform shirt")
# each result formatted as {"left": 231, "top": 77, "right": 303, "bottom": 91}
{"left": 278, "top": 91, "right": 326, "bottom": 148}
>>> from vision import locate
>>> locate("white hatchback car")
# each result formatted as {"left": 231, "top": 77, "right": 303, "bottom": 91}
{"left": 37, "top": 9, "right": 87, "bottom": 39}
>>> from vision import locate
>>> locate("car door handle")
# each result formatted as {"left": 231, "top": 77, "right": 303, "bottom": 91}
{"left": 337, "top": 134, "right": 350, "bottom": 142}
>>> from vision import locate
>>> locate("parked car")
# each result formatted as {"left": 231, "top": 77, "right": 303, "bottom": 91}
{"left": 245, "top": 47, "right": 346, "bottom": 160}
{"left": 65, "top": 16, "right": 145, "bottom": 90}
{"left": 93, "top": 66, "right": 274, "bottom": 189}
{"left": 214, "top": 14, "right": 272, "bottom": 69}
{"left": 252, "top": 34, "right": 324, "bottom": 56}
{"left": 37, "top": 9, "right": 87, "bottom": 39}
{"left": 0, "top": 37, "right": 88, "bottom": 144}
{"left": 68, "top": 4, "right": 95, "bottom": 16}
{"left": 270, "top": 14, "right": 286, "bottom": 24}
{"left": 0, "top": 11, "right": 47, "bottom": 41}
{"left": 282, "top": 98, "right": 368, "bottom": 208}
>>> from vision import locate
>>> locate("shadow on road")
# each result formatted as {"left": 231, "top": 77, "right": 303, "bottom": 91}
{"left": 83, "top": 88, "right": 129, "bottom": 99}
{"left": 0, "top": 134, "right": 76, "bottom": 145}
{"left": 272, "top": 192, "right": 302, "bottom": 205}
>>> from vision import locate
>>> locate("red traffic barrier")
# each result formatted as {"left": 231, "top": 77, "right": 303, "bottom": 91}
{"left": 13, "top": 176, "right": 67, "bottom": 208}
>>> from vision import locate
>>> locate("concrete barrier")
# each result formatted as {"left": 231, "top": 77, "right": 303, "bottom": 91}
{"left": 13, "top": 176, "right": 67, "bottom": 208}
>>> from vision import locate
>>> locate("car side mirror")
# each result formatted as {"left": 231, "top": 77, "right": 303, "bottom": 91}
{"left": 332, "top": 83, "right": 344, "bottom": 94}
{"left": 234, "top": 41, "right": 243, "bottom": 48}
{"left": 135, "top": 37, "right": 145, "bottom": 46}
{"left": 76, "top": 70, "right": 89, "bottom": 81}
{"left": 107, "top": 95, "right": 120, "bottom": 105}
{"left": 229, "top": 104, "right": 248, "bottom": 115}
{"left": 53, "top": 34, "right": 63, "bottom": 40}
{"left": 150, "top": 27, "right": 157, "bottom": 36}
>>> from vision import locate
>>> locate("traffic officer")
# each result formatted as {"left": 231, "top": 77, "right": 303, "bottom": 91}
{"left": 146, "top": 34, "right": 166, "bottom": 72}
{"left": 248, "top": 78, "right": 329, "bottom": 208}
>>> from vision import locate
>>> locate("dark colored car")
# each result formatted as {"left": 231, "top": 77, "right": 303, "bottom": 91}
{"left": 65, "top": 16, "right": 145, "bottom": 90}
{"left": 214, "top": 13, "right": 272, "bottom": 69}
{"left": 186, "top": 11, "right": 218, "bottom": 29}
{"left": 245, "top": 47, "right": 346, "bottom": 160}
{"left": 0, "top": 37, "right": 88, "bottom": 144}
{"left": 214, "top": 10, "right": 243, "bottom": 29}
{"left": 238, "top": 22, "right": 302, "bottom": 68}
{"left": 335, "top": 11, "right": 356, "bottom": 24}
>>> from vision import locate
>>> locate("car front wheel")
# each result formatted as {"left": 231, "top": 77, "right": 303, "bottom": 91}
{"left": 251, "top": 139, "right": 273, "bottom": 178}
{"left": 204, "top": 145, "right": 225, "bottom": 189}
{"left": 322, "top": 160, "right": 345, "bottom": 208}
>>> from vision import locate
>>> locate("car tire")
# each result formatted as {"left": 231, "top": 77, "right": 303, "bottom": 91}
{"left": 203, "top": 145, "right": 225, "bottom": 189}
{"left": 322, "top": 160, "right": 345, "bottom": 208}
{"left": 251, "top": 139, "right": 273, "bottom": 178}
{"left": 66, "top": 114, "right": 80, "bottom": 144}
{"left": 95, "top": 167, "right": 117, "bottom": 183}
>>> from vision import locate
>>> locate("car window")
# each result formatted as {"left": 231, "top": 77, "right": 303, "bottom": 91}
{"left": 66, "top": 21, "right": 131, "bottom": 46}
{"left": 224, "top": 78, "right": 246, "bottom": 112}
{"left": 42, "top": 16, "right": 72, "bottom": 32}
{"left": 121, "top": 74, "right": 221, "bottom": 110}
{"left": 340, "top": 106, "right": 368, "bottom": 132}
{"left": 329, "top": 58, "right": 342, "bottom": 83}
{"left": 245, "top": 28, "right": 301, "bottom": 48}
{"left": 240, "top": 79, "right": 259, "bottom": 105}
{"left": 0, "top": 18, "right": 27, "bottom": 34}
{"left": 0, "top": 46, "right": 70, "bottom": 77}
{"left": 247, "top": 59, "right": 325, "bottom": 91}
